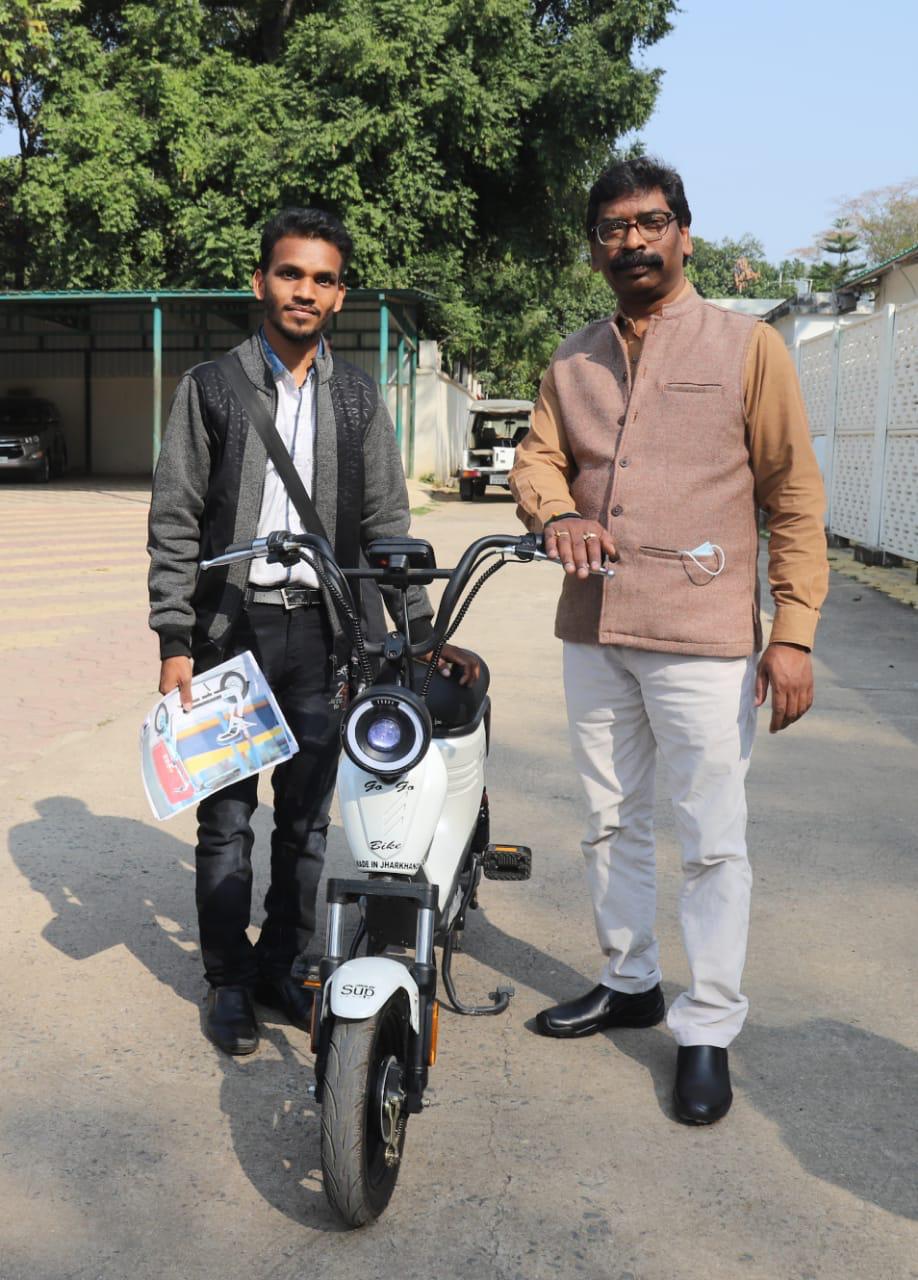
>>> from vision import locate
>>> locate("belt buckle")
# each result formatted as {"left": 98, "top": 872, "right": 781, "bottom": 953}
{"left": 280, "top": 585, "right": 313, "bottom": 610}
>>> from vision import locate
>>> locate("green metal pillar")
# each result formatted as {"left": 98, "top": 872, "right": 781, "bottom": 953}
{"left": 152, "top": 298, "right": 163, "bottom": 468}
{"left": 395, "top": 331, "right": 405, "bottom": 450}
{"left": 407, "top": 343, "right": 417, "bottom": 479}
{"left": 378, "top": 294, "right": 389, "bottom": 406}
{"left": 83, "top": 349, "right": 93, "bottom": 476}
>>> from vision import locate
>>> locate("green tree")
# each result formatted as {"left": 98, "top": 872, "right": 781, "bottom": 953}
{"left": 0, "top": 0, "right": 676, "bottom": 392}
{"left": 686, "top": 234, "right": 808, "bottom": 301}
{"left": 0, "top": 0, "right": 81, "bottom": 286}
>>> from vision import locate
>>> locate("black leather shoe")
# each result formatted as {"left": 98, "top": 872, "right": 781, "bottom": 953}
{"left": 205, "top": 985, "right": 258, "bottom": 1056}
{"left": 254, "top": 973, "right": 315, "bottom": 1032}
{"left": 536, "top": 983, "right": 665, "bottom": 1038}
{"left": 673, "top": 1046, "right": 732, "bottom": 1124}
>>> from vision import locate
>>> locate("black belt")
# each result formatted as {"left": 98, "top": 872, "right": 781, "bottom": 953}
{"left": 245, "top": 585, "right": 322, "bottom": 610}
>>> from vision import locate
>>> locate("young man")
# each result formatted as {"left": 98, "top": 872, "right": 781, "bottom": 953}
{"left": 509, "top": 159, "right": 828, "bottom": 1123}
{"left": 148, "top": 208, "right": 474, "bottom": 1055}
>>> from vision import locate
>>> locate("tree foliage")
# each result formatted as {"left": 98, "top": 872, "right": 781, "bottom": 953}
{"left": 0, "top": 0, "right": 676, "bottom": 392}
{"left": 839, "top": 179, "right": 918, "bottom": 265}
{"left": 686, "top": 234, "right": 809, "bottom": 302}
{"left": 795, "top": 179, "right": 918, "bottom": 284}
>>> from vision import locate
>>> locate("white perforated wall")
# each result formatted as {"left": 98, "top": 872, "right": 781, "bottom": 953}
{"left": 830, "top": 434, "right": 874, "bottom": 542}
{"left": 879, "top": 300, "right": 918, "bottom": 558}
{"left": 798, "top": 331, "right": 834, "bottom": 439}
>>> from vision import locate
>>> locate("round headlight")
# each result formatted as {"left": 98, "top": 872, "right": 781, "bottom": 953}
{"left": 365, "top": 715, "right": 404, "bottom": 753}
{"left": 342, "top": 686, "right": 432, "bottom": 780}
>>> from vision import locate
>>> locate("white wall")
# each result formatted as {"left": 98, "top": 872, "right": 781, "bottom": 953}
{"left": 877, "top": 262, "right": 918, "bottom": 308}
{"left": 413, "top": 340, "right": 476, "bottom": 482}
{"left": 795, "top": 299, "right": 918, "bottom": 560}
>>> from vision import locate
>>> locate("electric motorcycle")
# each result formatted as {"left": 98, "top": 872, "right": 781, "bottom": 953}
{"left": 202, "top": 526, "right": 613, "bottom": 1227}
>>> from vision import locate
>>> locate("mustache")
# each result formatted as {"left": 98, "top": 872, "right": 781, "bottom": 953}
{"left": 609, "top": 250, "right": 664, "bottom": 273}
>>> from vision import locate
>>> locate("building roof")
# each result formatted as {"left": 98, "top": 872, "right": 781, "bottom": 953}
{"left": 0, "top": 287, "right": 430, "bottom": 305}
{"left": 842, "top": 242, "right": 918, "bottom": 290}
{"left": 708, "top": 298, "right": 786, "bottom": 318}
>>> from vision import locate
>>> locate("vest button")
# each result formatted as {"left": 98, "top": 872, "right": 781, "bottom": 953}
{"left": 611, "top": 504, "right": 623, "bottom": 517}
{"left": 617, "top": 415, "right": 626, "bottom": 426}
{"left": 619, "top": 457, "right": 630, "bottom": 468}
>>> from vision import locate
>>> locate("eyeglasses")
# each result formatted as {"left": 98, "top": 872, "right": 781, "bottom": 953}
{"left": 591, "top": 212, "right": 677, "bottom": 247}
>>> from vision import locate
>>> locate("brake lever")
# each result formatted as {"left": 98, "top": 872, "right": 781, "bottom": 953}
{"left": 505, "top": 544, "right": 615, "bottom": 577}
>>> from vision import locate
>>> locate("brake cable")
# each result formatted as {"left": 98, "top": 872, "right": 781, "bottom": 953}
{"left": 303, "top": 551, "right": 376, "bottom": 687}
{"left": 420, "top": 555, "right": 509, "bottom": 698}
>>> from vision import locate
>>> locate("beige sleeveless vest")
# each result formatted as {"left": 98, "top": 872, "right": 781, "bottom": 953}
{"left": 550, "top": 289, "right": 761, "bottom": 657}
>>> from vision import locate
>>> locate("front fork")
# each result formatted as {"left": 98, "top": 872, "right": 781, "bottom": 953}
{"left": 312, "top": 878, "right": 439, "bottom": 1114}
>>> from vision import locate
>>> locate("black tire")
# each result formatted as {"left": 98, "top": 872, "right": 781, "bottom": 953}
{"left": 320, "top": 997, "right": 410, "bottom": 1227}
{"left": 472, "top": 478, "right": 487, "bottom": 499}
{"left": 459, "top": 477, "right": 474, "bottom": 502}
{"left": 32, "top": 453, "right": 51, "bottom": 484}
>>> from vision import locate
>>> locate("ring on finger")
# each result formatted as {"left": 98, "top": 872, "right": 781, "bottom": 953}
{"left": 582, "top": 531, "right": 597, "bottom": 541}
{"left": 554, "top": 528, "right": 571, "bottom": 537}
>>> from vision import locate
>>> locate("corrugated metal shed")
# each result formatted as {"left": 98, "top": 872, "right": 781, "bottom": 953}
{"left": 0, "top": 289, "right": 422, "bottom": 476}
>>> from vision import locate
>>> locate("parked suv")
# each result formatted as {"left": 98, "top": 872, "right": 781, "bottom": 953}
{"left": 457, "top": 398, "right": 532, "bottom": 500}
{"left": 0, "top": 393, "right": 68, "bottom": 482}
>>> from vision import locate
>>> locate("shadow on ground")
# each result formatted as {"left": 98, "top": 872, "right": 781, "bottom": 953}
{"left": 9, "top": 796, "right": 205, "bottom": 1006}
{"left": 10, "top": 795, "right": 918, "bottom": 1226}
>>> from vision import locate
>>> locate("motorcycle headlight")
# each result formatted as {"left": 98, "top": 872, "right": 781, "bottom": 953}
{"left": 342, "top": 686, "right": 432, "bottom": 780}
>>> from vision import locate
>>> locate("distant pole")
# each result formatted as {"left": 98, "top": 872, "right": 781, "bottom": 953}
{"left": 152, "top": 298, "right": 163, "bottom": 469}
{"left": 395, "top": 331, "right": 405, "bottom": 451}
{"left": 83, "top": 349, "right": 93, "bottom": 476}
{"left": 378, "top": 294, "right": 389, "bottom": 407}
{"left": 408, "top": 343, "right": 417, "bottom": 478}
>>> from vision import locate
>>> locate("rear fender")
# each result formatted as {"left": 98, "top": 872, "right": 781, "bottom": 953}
{"left": 326, "top": 957, "right": 419, "bottom": 1032}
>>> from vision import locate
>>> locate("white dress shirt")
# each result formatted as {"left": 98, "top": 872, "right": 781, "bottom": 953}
{"left": 249, "top": 332, "right": 320, "bottom": 589}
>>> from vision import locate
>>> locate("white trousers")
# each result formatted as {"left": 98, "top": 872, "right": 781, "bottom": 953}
{"left": 563, "top": 643, "right": 757, "bottom": 1048}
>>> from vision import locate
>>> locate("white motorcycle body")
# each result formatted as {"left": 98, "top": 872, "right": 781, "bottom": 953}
{"left": 337, "top": 718, "right": 487, "bottom": 917}
{"left": 330, "top": 719, "right": 487, "bottom": 1015}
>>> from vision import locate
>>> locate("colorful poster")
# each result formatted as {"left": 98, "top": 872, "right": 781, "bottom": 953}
{"left": 140, "top": 651, "right": 298, "bottom": 821}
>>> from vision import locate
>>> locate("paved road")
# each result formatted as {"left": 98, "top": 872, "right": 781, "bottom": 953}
{"left": 1, "top": 482, "right": 916, "bottom": 1280}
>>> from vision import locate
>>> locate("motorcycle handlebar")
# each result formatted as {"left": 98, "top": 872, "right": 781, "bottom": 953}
{"left": 201, "top": 530, "right": 566, "bottom": 657}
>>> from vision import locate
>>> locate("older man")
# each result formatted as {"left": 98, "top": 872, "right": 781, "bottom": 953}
{"left": 509, "top": 157, "right": 827, "bottom": 1123}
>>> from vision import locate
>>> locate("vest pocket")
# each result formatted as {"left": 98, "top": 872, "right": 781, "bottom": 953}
{"left": 663, "top": 382, "right": 723, "bottom": 394}
{"left": 638, "top": 545, "right": 681, "bottom": 560}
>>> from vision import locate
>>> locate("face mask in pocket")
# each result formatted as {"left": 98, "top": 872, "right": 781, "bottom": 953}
{"left": 638, "top": 542, "right": 726, "bottom": 582}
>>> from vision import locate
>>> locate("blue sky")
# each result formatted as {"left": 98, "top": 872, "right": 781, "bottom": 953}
{"left": 626, "top": 0, "right": 918, "bottom": 262}
{"left": 2, "top": 0, "right": 915, "bottom": 266}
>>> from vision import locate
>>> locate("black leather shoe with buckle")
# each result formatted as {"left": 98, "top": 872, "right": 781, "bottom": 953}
{"left": 673, "top": 1045, "right": 733, "bottom": 1125}
{"left": 254, "top": 973, "right": 315, "bottom": 1032}
{"left": 536, "top": 983, "right": 665, "bottom": 1038}
{"left": 205, "top": 985, "right": 259, "bottom": 1056}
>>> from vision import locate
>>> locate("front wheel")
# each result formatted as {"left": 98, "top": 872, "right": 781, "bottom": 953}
{"left": 320, "top": 997, "right": 411, "bottom": 1227}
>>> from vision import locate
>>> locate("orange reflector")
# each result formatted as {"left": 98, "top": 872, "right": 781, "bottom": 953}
{"left": 428, "top": 1000, "right": 440, "bottom": 1067}
{"left": 300, "top": 979, "right": 322, "bottom": 988}
{"left": 493, "top": 846, "right": 516, "bottom": 851}
{"left": 461, "top": 469, "right": 480, "bottom": 478}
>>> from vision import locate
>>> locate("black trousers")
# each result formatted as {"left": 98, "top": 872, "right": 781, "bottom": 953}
{"left": 194, "top": 602, "right": 341, "bottom": 988}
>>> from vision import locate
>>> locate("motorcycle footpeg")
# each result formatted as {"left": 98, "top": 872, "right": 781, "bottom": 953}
{"left": 482, "top": 844, "right": 532, "bottom": 881}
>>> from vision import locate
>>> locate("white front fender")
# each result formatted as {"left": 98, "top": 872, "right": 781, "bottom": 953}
{"left": 326, "top": 957, "right": 420, "bottom": 1032}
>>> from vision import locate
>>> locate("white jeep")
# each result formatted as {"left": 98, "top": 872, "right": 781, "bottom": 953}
{"left": 457, "top": 398, "right": 533, "bottom": 500}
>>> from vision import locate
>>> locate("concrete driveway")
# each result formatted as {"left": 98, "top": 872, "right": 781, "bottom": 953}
{"left": 1, "top": 481, "right": 915, "bottom": 1280}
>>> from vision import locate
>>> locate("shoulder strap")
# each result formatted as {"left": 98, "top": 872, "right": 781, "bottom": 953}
{"left": 216, "top": 352, "right": 329, "bottom": 544}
